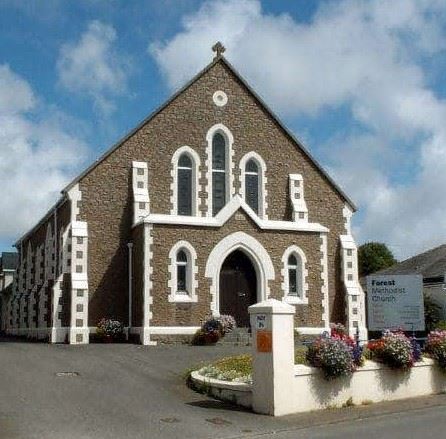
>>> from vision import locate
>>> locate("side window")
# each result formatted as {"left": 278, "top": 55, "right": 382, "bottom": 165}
{"left": 281, "top": 246, "right": 308, "bottom": 304}
{"left": 177, "top": 154, "right": 192, "bottom": 216}
{"left": 212, "top": 133, "right": 227, "bottom": 216}
{"left": 287, "top": 254, "right": 299, "bottom": 296}
{"left": 168, "top": 241, "right": 198, "bottom": 303}
{"left": 245, "top": 159, "right": 259, "bottom": 214}
{"left": 176, "top": 249, "right": 188, "bottom": 293}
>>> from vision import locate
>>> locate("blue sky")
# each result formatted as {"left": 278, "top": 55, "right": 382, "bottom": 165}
{"left": 1, "top": 0, "right": 446, "bottom": 259}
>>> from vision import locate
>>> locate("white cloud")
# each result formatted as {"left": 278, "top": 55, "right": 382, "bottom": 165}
{"left": 0, "top": 64, "right": 87, "bottom": 242}
{"left": 57, "top": 20, "right": 128, "bottom": 115}
{"left": 150, "top": 0, "right": 446, "bottom": 259}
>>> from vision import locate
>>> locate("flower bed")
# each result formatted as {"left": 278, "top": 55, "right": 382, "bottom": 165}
{"left": 306, "top": 324, "right": 363, "bottom": 380}
{"left": 367, "top": 330, "right": 421, "bottom": 369}
{"left": 425, "top": 330, "right": 446, "bottom": 369}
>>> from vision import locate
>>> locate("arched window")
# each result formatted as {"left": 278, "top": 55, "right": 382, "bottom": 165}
{"left": 176, "top": 249, "right": 188, "bottom": 293}
{"left": 177, "top": 153, "right": 192, "bottom": 216}
{"left": 212, "top": 133, "right": 227, "bottom": 216}
{"left": 245, "top": 159, "right": 259, "bottom": 214}
{"left": 287, "top": 254, "right": 299, "bottom": 296}
{"left": 281, "top": 246, "right": 308, "bottom": 303}
{"left": 168, "top": 241, "right": 198, "bottom": 303}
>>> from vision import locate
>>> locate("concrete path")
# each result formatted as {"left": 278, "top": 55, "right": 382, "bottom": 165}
{"left": 0, "top": 337, "right": 445, "bottom": 439}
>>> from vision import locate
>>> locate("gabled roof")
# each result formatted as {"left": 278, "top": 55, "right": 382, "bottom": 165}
{"left": 15, "top": 52, "right": 356, "bottom": 247}
{"left": 62, "top": 54, "right": 356, "bottom": 210}
{"left": 0, "top": 252, "right": 18, "bottom": 271}
{"left": 377, "top": 244, "right": 446, "bottom": 280}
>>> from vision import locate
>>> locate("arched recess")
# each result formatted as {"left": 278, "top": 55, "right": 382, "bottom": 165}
{"left": 205, "top": 231, "right": 275, "bottom": 316}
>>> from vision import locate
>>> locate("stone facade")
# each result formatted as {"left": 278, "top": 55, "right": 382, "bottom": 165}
{"left": 1, "top": 51, "right": 367, "bottom": 344}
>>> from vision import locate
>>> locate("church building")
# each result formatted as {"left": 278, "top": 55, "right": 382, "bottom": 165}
{"left": 1, "top": 44, "right": 367, "bottom": 344}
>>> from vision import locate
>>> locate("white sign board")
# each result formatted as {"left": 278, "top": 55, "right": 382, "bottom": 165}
{"left": 255, "top": 314, "right": 267, "bottom": 330}
{"left": 367, "top": 274, "right": 425, "bottom": 331}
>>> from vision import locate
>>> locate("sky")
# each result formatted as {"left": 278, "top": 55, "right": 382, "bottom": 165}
{"left": 1, "top": 0, "right": 446, "bottom": 260}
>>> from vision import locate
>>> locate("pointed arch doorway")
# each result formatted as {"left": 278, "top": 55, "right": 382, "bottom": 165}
{"left": 219, "top": 250, "right": 257, "bottom": 327}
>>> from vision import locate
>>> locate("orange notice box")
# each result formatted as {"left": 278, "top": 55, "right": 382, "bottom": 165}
{"left": 256, "top": 330, "right": 272, "bottom": 353}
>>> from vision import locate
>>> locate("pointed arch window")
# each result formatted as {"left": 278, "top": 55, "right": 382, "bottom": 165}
{"left": 177, "top": 153, "right": 193, "bottom": 216}
{"left": 168, "top": 241, "right": 198, "bottom": 303}
{"left": 212, "top": 133, "right": 227, "bottom": 216}
{"left": 287, "top": 254, "right": 300, "bottom": 296}
{"left": 176, "top": 249, "right": 188, "bottom": 293}
{"left": 281, "top": 246, "right": 308, "bottom": 304}
{"left": 245, "top": 159, "right": 259, "bottom": 214}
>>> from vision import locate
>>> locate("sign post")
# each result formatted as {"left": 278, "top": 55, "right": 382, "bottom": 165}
{"left": 366, "top": 274, "right": 425, "bottom": 332}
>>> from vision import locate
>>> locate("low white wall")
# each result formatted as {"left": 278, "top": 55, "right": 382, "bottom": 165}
{"left": 191, "top": 359, "right": 446, "bottom": 415}
{"left": 190, "top": 371, "right": 252, "bottom": 409}
{"left": 289, "top": 358, "right": 446, "bottom": 414}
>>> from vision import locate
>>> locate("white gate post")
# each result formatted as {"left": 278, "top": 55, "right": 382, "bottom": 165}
{"left": 248, "top": 299, "right": 295, "bottom": 416}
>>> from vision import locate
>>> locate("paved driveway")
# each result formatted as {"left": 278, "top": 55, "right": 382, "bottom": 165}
{"left": 1, "top": 337, "right": 446, "bottom": 439}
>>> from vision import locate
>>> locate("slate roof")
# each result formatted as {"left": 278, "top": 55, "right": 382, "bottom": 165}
{"left": 377, "top": 244, "right": 446, "bottom": 281}
{"left": 0, "top": 252, "right": 18, "bottom": 271}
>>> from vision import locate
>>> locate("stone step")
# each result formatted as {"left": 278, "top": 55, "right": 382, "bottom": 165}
{"left": 217, "top": 328, "right": 252, "bottom": 346}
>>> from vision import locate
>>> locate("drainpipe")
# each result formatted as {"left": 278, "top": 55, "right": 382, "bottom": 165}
{"left": 127, "top": 242, "right": 133, "bottom": 340}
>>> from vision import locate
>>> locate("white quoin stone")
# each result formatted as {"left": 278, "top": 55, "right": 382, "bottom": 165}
{"left": 248, "top": 299, "right": 295, "bottom": 416}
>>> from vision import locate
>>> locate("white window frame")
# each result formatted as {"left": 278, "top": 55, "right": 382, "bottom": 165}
{"left": 205, "top": 124, "right": 235, "bottom": 217}
{"left": 170, "top": 146, "right": 201, "bottom": 216}
{"left": 281, "top": 245, "right": 308, "bottom": 304}
{"left": 168, "top": 241, "right": 198, "bottom": 303}
{"left": 239, "top": 151, "right": 268, "bottom": 219}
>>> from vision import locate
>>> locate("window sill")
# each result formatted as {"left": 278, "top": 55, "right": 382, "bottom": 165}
{"left": 283, "top": 296, "right": 308, "bottom": 305}
{"left": 168, "top": 294, "right": 198, "bottom": 303}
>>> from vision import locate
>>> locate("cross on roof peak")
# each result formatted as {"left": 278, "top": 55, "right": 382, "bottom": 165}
{"left": 212, "top": 41, "right": 226, "bottom": 59}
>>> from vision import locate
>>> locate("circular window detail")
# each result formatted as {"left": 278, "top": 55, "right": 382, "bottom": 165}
{"left": 213, "top": 91, "right": 228, "bottom": 107}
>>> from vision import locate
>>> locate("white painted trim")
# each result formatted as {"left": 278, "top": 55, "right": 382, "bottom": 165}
{"left": 289, "top": 174, "right": 308, "bottom": 223}
{"left": 141, "top": 223, "right": 153, "bottom": 345}
{"left": 205, "top": 123, "right": 235, "bottom": 217}
{"left": 170, "top": 145, "right": 201, "bottom": 216}
{"left": 132, "top": 161, "right": 150, "bottom": 224}
{"left": 147, "top": 326, "right": 200, "bottom": 335}
{"left": 167, "top": 240, "right": 198, "bottom": 303}
{"left": 239, "top": 151, "right": 268, "bottom": 219}
{"left": 319, "top": 233, "right": 330, "bottom": 328}
{"left": 212, "top": 90, "right": 228, "bottom": 107}
{"left": 295, "top": 327, "right": 327, "bottom": 335}
{"left": 138, "top": 195, "right": 328, "bottom": 233}
{"left": 205, "top": 231, "right": 275, "bottom": 316}
{"left": 281, "top": 245, "right": 309, "bottom": 304}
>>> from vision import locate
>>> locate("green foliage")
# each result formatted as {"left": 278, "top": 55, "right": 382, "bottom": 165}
{"left": 424, "top": 295, "right": 442, "bottom": 331}
{"left": 358, "top": 242, "right": 396, "bottom": 277}
{"left": 435, "top": 321, "right": 446, "bottom": 331}
{"left": 294, "top": 345, "right": 308, "bottom": 365}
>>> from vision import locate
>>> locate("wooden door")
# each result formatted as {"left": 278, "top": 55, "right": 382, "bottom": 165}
{"left": 219, "top": 250, "right": 257, "bottom": 327}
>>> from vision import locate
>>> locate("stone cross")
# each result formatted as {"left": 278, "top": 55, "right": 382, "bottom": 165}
{"left": 212, "top": 41, "right": 226, "bottom": 58}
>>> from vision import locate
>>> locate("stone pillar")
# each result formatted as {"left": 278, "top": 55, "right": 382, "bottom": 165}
{"left": 248, "top": 299, "right": 295, "bottom": 416}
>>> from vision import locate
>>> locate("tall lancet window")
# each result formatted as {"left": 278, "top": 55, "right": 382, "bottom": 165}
{"left": 177, "top": 153, "right": 192, "bottom": 216}
{"left": 176, "top": 249, "right": 188, "bottom": 293}
{"left": 245, "top": 159, "right": 259, "bottom": 214}
{"left": 212, "top": 133, "right": 227, "bottom": 215}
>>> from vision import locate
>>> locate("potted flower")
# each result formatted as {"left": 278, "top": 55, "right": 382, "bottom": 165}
{"left": 96, "top": 318, "right": 124, "bottom": 343}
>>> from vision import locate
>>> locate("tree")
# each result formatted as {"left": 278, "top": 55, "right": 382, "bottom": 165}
{"left": 358, "top": 242, "right": 397, "bottom": 277}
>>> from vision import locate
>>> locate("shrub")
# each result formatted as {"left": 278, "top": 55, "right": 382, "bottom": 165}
{"left": 367, "top": 330, "right": 418, "bottom": 369}
{"left": 425, "top": 330, "right": 446, "bottom": 369}
{"left": 96, "top": 318, "right": 124, "bottom": 340}
{"left": 434, "top": 321, "right": 446, "bottom": 331}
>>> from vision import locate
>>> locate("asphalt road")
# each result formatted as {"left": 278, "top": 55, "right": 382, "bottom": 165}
{"left": 1, "top": 337, "right": 446, "bottom": 439}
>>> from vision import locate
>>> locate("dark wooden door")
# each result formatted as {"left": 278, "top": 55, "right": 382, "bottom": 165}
{"left": 219, "top": 250, "right": 257, "bottom": 327}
